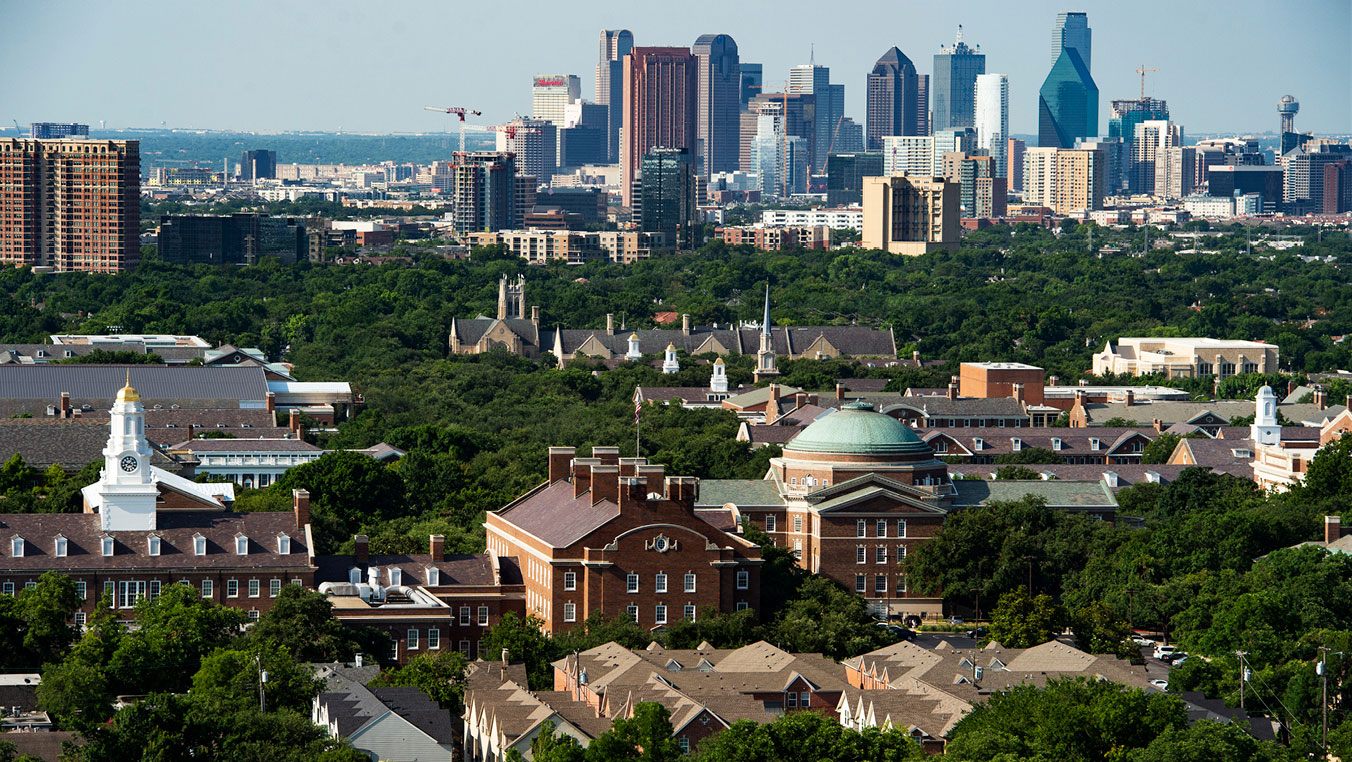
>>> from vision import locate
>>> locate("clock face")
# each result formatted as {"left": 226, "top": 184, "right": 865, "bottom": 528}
{"left": 119, "top": 456, "right": 138, "bottom": 473}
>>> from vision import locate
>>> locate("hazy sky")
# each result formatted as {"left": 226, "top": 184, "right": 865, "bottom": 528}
{"left": 3, "top": 0, "right": 1348, "bottom": 136}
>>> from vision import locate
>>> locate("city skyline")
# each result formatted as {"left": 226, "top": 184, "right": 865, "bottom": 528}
{"left": 2, "top": 0, "right": 1348, "bottom": 137}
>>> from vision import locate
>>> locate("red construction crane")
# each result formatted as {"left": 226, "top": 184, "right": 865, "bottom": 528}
{"left": 423, "top": 105, "right": 483, "bottom": 153}
{"left": 489, "top": 124, "right": 541, "bottom": 140}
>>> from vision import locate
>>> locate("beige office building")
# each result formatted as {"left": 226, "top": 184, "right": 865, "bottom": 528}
{"left": 1093, "top": 338, "right": 1279, "bottom": 378}
{"left": 861, "top": 175, "right": 959, "bottom": 256}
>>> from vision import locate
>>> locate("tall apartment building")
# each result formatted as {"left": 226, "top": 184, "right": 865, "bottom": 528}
{"left": 496, "top": 118, "right": 557, "bottom": 184}
{"left": 450, "top": 152, "right": 518, "bottom": 235}
{"left": 881, "top": 136, "right": 933, "bottom": 176}
{"left": 789, "top": 62, "right": 843, "bottom": 172}
{"left": 30, "top": 123, "right": 89, "bottom": 140}
{"left": 1131, "top": 120, "right": 1182, "bottom": 195}
{"left": 933, "top": 128, "right": 975, "bottom": 175}
{"left": 861, "top": 174, "right": 960, "bottom": 255}
{"left": 1284, "top": 141, "right": 1352, "bottom": 212}
{"left": 739, "top": 63, "right": 763, "bottom": 109}
{"left": 974, "top": 74, "right": 1009, "bottom": 177}
{"left": 1022, "top": 146, "right": 1102, "bottom": 214}
{"left": 559, "top": 101, "right": 609, "bottom": 168}
{"left": 1007, "top": 138, "right": 1026, "bottom": 192}
{"left": 916, "top": 74, "right": 930, "bottom": 137}
{"left": 692, "top": 34, "right": 742, "bottom": 177}
{"left": 825, "top": 152, "right": 883, "bottom": 206}
{"left": 620, "top": 47, "right": 698, "bottom": 207}
{"left": 239, "top": 149, "right": 277, "bottom": 181}
{"left": 1108, "top": 98, "right": 1168, "bottom": 165}
{"left": 1156, "top": 146, "right": 1196, "bottom": 200}
{"left": 0, "top": 137, "right": 140, "bottom": 273}
{"left": 1022, "top": 147, "right": 1058, "bottom": 207}
{"left": 932, "top": 26, "right": 985, "bottom": 132}
{"left": 866, "top": 47, "right": 921, "bottom": 148}
{"left": 596, "top": 30, "right": 634, "bottom": 163}
{"left": 1076, "top": 137, "right": 1122, "bottom": 195}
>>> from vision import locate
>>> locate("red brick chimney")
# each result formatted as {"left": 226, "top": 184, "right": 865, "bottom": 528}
{"left": 1012, "top": 383, "right": 1025, "bottom": 404}
{"left": 292, "top": 489, "right": 310, "bottom": 529}
{"left": 912, "top": 350, "right": 921, "bottom": 365}
{"left": 1050, "top": 375, "right": 1060, "bottom": 387}
{"left": 637, "top": 463, "right": 666, "bottom": 487}
{"left": 1314, "top": 387, "right": 1328, "bottom": 410}
{"left": 355, "top": 535, "right": 369, "bottom": 564}
{"left": 572, "top": 457, "right": 601, "bottom": 498}
{"left": 590, "top": 464, "right": 620, "bottom": 505}
{"left": 947, "top": 376, "right": 959, "bottom": 400}
{"left": 1153, "top": 418, "right": 1164, "bottom": 433}
{"left": 664, "top": 476, "right": 698, "bottom": 508}
{"left": 1326, "top": 515, "right": 1343, "bottom": 544}
{"left": 59, "top": 392, "right": 71, "bottom": 418}
{"left": 619, "top": 475, "right": 648, "bottom": 509}
{"left": 618, "top": 457, "right": 645, "bottom": 476}
{"left": 1124, "top": 389, "right": 1134, "bottom": 406}
{"left": 289, "top": 408, "right": 300, "bottom": 432}
{"left": 266, "top": 391, "right": 276, "bottom": 413}
{"left": 548, "top": 446, "right": 576, "bottom": 483}
{"left": 429, "top": 534, "right": 444, "bottom": 560}
{"left": 835, "top": 383, "right": 846, "bottom": 400}
{"left": 592, "top": 446, "right": 620, "bottom": 467}
{"left": 186, "top": 423, "right": 195, "bottom": 441}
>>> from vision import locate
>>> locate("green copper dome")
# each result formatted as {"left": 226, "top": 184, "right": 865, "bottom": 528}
{"left": 786, "top": 401, "right": 931, "bottom": 455}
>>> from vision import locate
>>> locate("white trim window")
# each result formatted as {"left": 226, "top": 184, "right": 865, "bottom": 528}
{"left": 55, "top": 535, "right": 67, "bottom": 557}
{"left": 247, "top": 579, "right": 260, "bottom": 598}
{"left": 564, "top": 602, "right": 576, "bottom": 622}
{"left": 101, "top": 536, "right": 114, "bottom": 557}
{"left": 765, "top": 515, "right": 776, "bottom": 532}
{"left": 655, "top": 605, "right": 667, "bottom": 625}
{"left": 626, "top": 604, "right": 638, "bottom": 622}
{"left": 856, "top": 520, "right": 866, "bottom": 538}
{"left": 277, "top": 535, "right": 291, "bottom": 555}
{"left": 194, "top": 535, "right": 207, "bottom": 556}
{"left": 478, "top": 606, "right": 488, "bottom": 626}
{"left": 655, "top": 573, "right": 667, "bottom": 594}
{"left": 226, "top": 579, "right": 239, "bottom": 598}
{"left": 897, "top": 519, "right": 908, "bottom": 538}
{"left": 201, "top": 579, "right": 214, "bottom": 599}
{"left": 856, "top": 545, "right": 866, "bottom": 564}
{"left": 75, "top": 581, "right": 86, "bottom": 600}
{"left": 428, "top": 629, "right": 440, "bottom": 650}
{"left": 147, "top": 536, "right": 160, "bottom": 557}
{"left": 407, "top": 629, "right": 419, "bottom": 650}
{"left": 235, "top": 536, "right": 248, "bottom": 556}
{"left": 684, "top": 605, "right": 696, "bottom": 621}
{"left": 627, "top": 574, "right": 639, "bottom": 593}
{"left": 876, "top": 519, "right": 887, "bottom": 538}
{"left": 736, "top": 570, "right": 749, "bottom": 590}
{"left": 684, "top": 573, "right": 696, "bottom": 593}
{"left": 563, "top": 571, "right": 576, "bottom": 591}
{"left": 11, "top": 537, "right": 23, "bottom": 558}
{"left": 269, "top": 579, "right": 282, "bottom": 597}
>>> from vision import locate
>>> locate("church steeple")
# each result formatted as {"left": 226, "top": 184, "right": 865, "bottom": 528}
{"left": 97, "top": 371, "right": 159, "bottom": 531}
{"left": 755, "top": 285, "right": 779, "bottom": 382}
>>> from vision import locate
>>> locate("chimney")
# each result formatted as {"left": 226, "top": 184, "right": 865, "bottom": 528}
{"left": 1050, "top": 375, "right": 1059, "bottom": 387}
{"left": 606, "top": 314, "right": 615, "bottom": 335}
{"left": 429, "top": 534, "right": 444, "bottom": 560}
{"left": 1288, "top": 379, "right": 1296, "bottom": 396}
{"left": 947, "top": 376, "right": 959, "bottom": 400}
{"left": 186, "top": 423, "right": 195, "bottom": 441}
{"left": 531, "top": 305, "right": 540, "bottom": 327}
{"left": 60, "top": 392, "right": 71, "bottom": 418}
{"left": 682, "top": 314, "right": 691, "bottom": 336}
{"left": 590, "top": 465, "right": 620, "bottom": 505}
{"left": 1012, "top": 383, "right": 1025, "bottom": 404}
{"left": 266, "top": 391, "right": 276, "bottom": 412}
{"left": 1314, "top": 387, "right": 1327, "bottom": 410}
{"left": 548, "top": 446, "right": 576, "bottom": 483}
{"left": 836, "top": 383, "right": 846, "bottom": 400}
{"left": 912, "top": 350, "right": 921, "bottom": 365}
{"left": 664, "top": 476, "right": 698, "bottom": 508}
{"left": 766, "top": 384, "right": 780, "bottom": 424}
{"left": 592, "top": 446, "right": 621, "bottom": 467}
{"left": 619, "top": 475, "right": 648, "bottom": 508}
{"left": 355, "top": 535, "right": 369, "bottom": 564}
{"left": 1153, "top": 418, "right": 1164, "bottom": 433}
{"left": 1326, "top": 515, "right": 1343, "bottom": 544}
{"left": 572, "top": 457, "right": 601, "bottom": 498}
{"left": 293, "top": 489, "right": 310, "bottom": 529}
{"left": 1124, "top": 389, "right": 1134, "bottom": 406}
{"left": 637, "top": 463, "right": 666, "bottom": 487}
{"left": 289, "top": 408, "right": 300, "bottom": 432}
{"left": 618, "top": 457, "right": 646, "bottom": 476}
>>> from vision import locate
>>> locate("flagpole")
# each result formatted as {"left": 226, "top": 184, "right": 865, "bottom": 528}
{"left": 635, "top": 395, "right": 641, "bottom": 457}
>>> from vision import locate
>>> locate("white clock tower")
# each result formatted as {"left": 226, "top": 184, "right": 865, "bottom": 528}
{"left": 95, "top": 372, "right": 159, "bottom": 531}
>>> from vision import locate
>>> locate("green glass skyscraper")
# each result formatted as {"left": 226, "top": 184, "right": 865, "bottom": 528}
{"left": 1038, "top": 47, "right": 1097, "bottom": 149}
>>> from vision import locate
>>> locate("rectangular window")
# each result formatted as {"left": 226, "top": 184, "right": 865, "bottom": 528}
{"left": 74, "top": 611, "right": 86, "bottom": 628}
{"left": 735, "top": 601, "right": 749, "bottom": 611}
{"left": 11, "top": 537, "right": 23, "bottom": 557}
{"left": 247, "top": 579, "right": 260, "bottom": 598}
{"left": 426, "top": 567, "right": 440, "bottom": 586}
{"left": 277, "top": 536, "right": 291, "bottom": 555}
{"left": 460, "top": 640, "right": 471, "bottom": 656}
{"left": 856, "top": 519, "right": 866, "bottom": 538}
{"left": 684, "top": 605, "right": 696, "bottom": 621}
{"left": 460, "top": 606, "right": 471, "bottom": 625}
{"left": 24, "top": 582, "right": 35, "bottom": 592}
{"left": 248, "top": 609, "right": 259, "bottom": 622}
{"left": 148, "top": 580, "right": 161, "bottom": 601}
{"left": 655, "top": 573, "right": 667, "bottom": 594}
{"left": 194, "top": 536, "right": 206, "bottom": 556}
{"left": 801, "top": 691, "right": 810, "bottom": 706}
{"left": 793, "top": 516, "right": 803, "bottom": 533}
{"left": 564, "top": 602, "right": 576, "bottom": 622}
{"left": 478, "top": 606, "right": 488, "bottom": 626}
{"left": 104, "top": 581, "right": 114, "bottom": 608}
{"left": 75, "top": 581, "right": 87, "bottom": 600}
{"left": 736, "top": 570, "right": 749, "bottom": 590}
{"left": 269, "top": 579, "right": 281, "bottom": 597}
{"left": 626, "top": 604, "right": 639, "bottom": 623}
{"left": 875, "top": 575, "right": 887, "bottom": 594}
{"left": 855, "top": 575, "right": 866, "bottom": 593}
{"left": 898, "top": 519, "right": 907, "bottom": 538}
{"left": 291, "top": 578, "right": 302, "bottom": 587}
{"left": 202, "top": 579, "right": 214, "bottom": 599}
{"left": 679, "top": 738, "right": 690, "bottom": 753}
{"left": 235, "top": 536, "right": 248, "bottom": 555}
{"left": 55, "top": 537, "right": 67, "bottom": 557}
{"left": 148, "top": 536, "right": 160, "bottom": 556}
{"left": 876, "top": 519, "right": 887, "bottom": 538}
{"left": 856, "top": 545, "right": 866, "bottom": 564}
{"left": 899, "top": 545, "right": 908, "bottom": 559}
{"left": 564, "top": 571, "right": 576, "bottom": 591}
{"left": 627, "top": 574, "right": 639, "bottom": 593}
{"left": 390, "top": 640, "right": 400, "bottom": 661}
{"left": 428, "top": 629, "right": 440, "bottom": 649}
{"left": 898, "top": 575, "right": 908, "bottom": 593}
{"left": 765, "top": 515, "right": 776, "bottom": 532}
{"left": 1, "top": 582, "right": 12, "bottom": 596}
{"left": 876, "top": 546, "right": 887, "bottom": 564}
{"left": 684, "top": 573, "right": 696, "bottom": 593}
{"left": 118, "top": 581, "right": 146, "bottom": 609}
{"left": 407, "top": 629, "right": 419, "bottom": 650}
{"left": 655, "top": 605, "right": 667, "bottom": 625}
{"left": 787, "top": 692, "right": 798, "bottom": 709}
{"left": 102, "top": 537, "right": 114, "bottom": 557}
{"left": 226, "top": 579, "right": 239, "bottom": 598}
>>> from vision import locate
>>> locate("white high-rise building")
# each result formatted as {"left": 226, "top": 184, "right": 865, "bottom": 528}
{"left": 1023, "top": 147, "right": 1058, "bottom": 207}
{"left": 974, "top": 73, "right": 1009, "bottom": 177}
{"left": 881, "top": 136, "right": 934, "bottom": 176}
{"left": 533, "top": 75, "right": 581, "bottom": 125}
{"left": 751, "top": 113, "right": 781, "bottom": 197}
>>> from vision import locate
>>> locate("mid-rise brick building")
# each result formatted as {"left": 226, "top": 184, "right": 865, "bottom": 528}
{"left": 0, "top": 137, "right": 140, "bottom": 272}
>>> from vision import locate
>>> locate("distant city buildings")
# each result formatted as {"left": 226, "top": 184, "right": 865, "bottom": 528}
{"left": 1022, "top": 146, "right": 1104, "bottom": 214}
{"left": 826, "top": 152, "right": 882, "bottom": 206}
{"left": 789, "top": 60, "right": 844, "bottom": 172}
{"left": 692, "top": 34, "right": 742, "bottom": 177}
{"left": 449, "top": 151, "right": 520, "bottom": 234}
{"left": 238, "top": 149, "right": 277, "bottom": 181}
{"left": 1050, "top": 11, "right": 1091, "bottom": 70}
{"left": 159, "top": 214, "right": 306, "bottom": 266}
{"left": 0, "top": 137, "right": 140, "bottom": 273}
{"left": 1039, "top": 46, "right": 1097, "bottom": 149}
{"left": 637, "top": 147, "right": 698, "bottom": 249}
{"left": 1094, "top": 338, "right": 1278, "bottom": 378}
{"left": 866, "top": 47, "right": 921, "bottom": 149}
{"left": 861, "top": 174, "right": 960, "bottom": 255}
{"left": 620, "top": 47, "right": 698, "bottom": 207}
{"left": 974, "top": 74, "right": 1009, "bottom": 177}
{"left": 931, "top": 26, "right": 984, "bottom": 132}
{"left": 29, "top": 122, "right": 89, "bottom": 139}
{"left": 596, "top": 30, "right": 634, "bottom": 163}
{"left": 496, "top": 117, "right": 557, "bottom": 184}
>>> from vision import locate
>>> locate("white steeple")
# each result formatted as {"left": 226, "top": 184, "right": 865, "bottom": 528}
{"left": 1252, "top": 385, "right": 1281, "bottom": 445}
{"left": 626, "top": 332, "right": 642, "bottom": 361}
{"left": 96, "top": 371, "right": 160, "bottom": 531}
{"left": 710, "top": 358, "right": 728, "bottom": 393}
{"left": 755, "top": 285, "right": 779, "bottom": 382}
{"left": 662, "top": 343, "right": 680, "bottom": 374}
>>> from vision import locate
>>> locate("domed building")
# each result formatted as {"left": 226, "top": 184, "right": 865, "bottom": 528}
{"left": 772, "top": 401, "right": 950, "bottom": 492}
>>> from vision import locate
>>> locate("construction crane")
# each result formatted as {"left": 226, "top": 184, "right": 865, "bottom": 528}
{"left": 423, "top": 105, "right": 483, "bottom": 153}
{"left": 488, "top": 124, "right": 540, "bottom": 141}
{"left": 1134, "top": 65, "right": 1159, "bottom": 100}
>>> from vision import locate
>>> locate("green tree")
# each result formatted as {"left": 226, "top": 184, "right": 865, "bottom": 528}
{"left": 995, "top": 465, "right": 1041, "bottom": 480}
{"left": 37, "top": 597, "right": 124, "bottom": 729}
{"left": 1141, "top": 433, "right": 1185, "bottom": 464}
{"left": 15, "top": 570, "right": 82, "bottom": 666}
{"left": 1130, "top": 720, "right": 1297, "bottom": 762}
{"left": 1100, "top": 417, "right": 1140, "bottom": 427}
{"left": 273, "top": 450, "right": 407, "bottom": 553}
{"left": 987, "top": 587, "right": 1063, "bottom": 648}
{"left": 994, "top": 447, "right": 1063, "bottom": 465}
{"left": 1068, "top": 601, "right": 1138, "bottom": 660}
{"left": 0, "top": 453, "right": 36, "bottom": 495}
{"left": 482, "top": 612, "right": 557, "bottom": 690}
{"left": 505, "top": 720, "right": 586, "bottom": 762}
{"left": 765, "top": 576, "right": 889, "bottom": 660}
{"left": 247, "top": 584, "right": 382, "bottom": 662}
{"left": 586, "top": 701, "right": 681, "bottom": 762}
{"left": 1293, "top": 436, "right": 1352, "bottom": 510}
{"left": 370, "top": 649, "right": 467, "bottom": 712}
{"left": 691, "top": 709, "right": 925, "bottom": 762}
{"left": 192, "top": 639, "right": 325, "bottom": 714}
{"left": 107, "top": 582, "right": 248, "bottom": 695}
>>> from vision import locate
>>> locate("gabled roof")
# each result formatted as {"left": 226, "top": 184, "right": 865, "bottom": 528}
{"left": 494, "top": 480, "right": 620, "bottom": 548}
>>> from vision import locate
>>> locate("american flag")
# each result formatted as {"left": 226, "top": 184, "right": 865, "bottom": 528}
{"left": 635, "top": 398, "right": 641, "bottom": 424}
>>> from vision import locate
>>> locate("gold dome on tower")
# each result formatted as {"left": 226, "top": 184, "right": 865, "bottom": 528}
{"left": 116, "top": 369, "right": 140, "bottom": 403}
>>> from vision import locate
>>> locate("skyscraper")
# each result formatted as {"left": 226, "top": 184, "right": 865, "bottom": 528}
{"left": 596, "top": 30, "right": 634, "bottom": 163}
{"left": 916, "top": 75, "right": 930, "bottom": 136}
{"left": 866, "top": 47, "right": 920, "bottom": 149}
{"left": 620, "top": 47, "right": 698, "bottom": 207}
{"left": 932, "top": 26, "right": 985, "bottom": 132}
{"left": 789, "top": 61, "right": 843, "bottom": 172}
{"left": 496, "top": 117, "right": 557, "bottom": 184}
{"left": 1130, "top": 119, "right": 1181, "bottom": 194}
{"left": 1051, "top": 12, "right": 1091, "bottom": 71}
{"left": 826, "top": 152, "right": 882, "bottom": 206}
{"left": 0, "top": 137, "right": 140, "bottom": 273}
{"left": 861, "top": 175, "right": 960, "bottom": 255}
{"left": 450, "top": 152, "right": 518, "bottom": 234}
{"left": 1038, "top": 46, "right": 1097, "bottom": 148}
{"left": 974, "top": 73, "right": 1009, "bottom": 177}
{"left": 1007, "top": 138, "right": 1026, "bottom": 192}
{"left": 1108, "top": 97, "right": 1168, "bottom": 169}
{"left": 739, "top": 63, "right": 763, "bottom": 110}
{"left": 239, "top": 149, "right": 277, "bottom": 181}
{"left": 692, "top": 34, "right": 741, "bottom": 177}
{"left": 533, "top": 75, "right": 581, "bottom": 125}
{"left": 637, "top": 147, "right": 698, "bottom": 248}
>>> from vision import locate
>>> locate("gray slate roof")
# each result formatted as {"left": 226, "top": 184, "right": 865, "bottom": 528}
{"left": 0, "top": 365, "right": 269, "bottom": 407}
{"left": 950, "top": 479, "right": 1118, "bottom": 510}
{"left": 452, "top": 317, "right": 541, "bottom": 347}
{"left": 696, "top": 480, "right": 787, "bottom": 509}
{"left": 556, "top": 326, "right": 896, "bottom": 359}
{"left": 0, "top": 421, "right": 180, "bottom": 470}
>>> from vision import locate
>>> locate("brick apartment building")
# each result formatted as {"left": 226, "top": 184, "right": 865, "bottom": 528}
{"left": 0, "top": 137, "right": 140, "bottom": 273}
{"left": 484, "top": 446, "right": 762, "bottom": 633}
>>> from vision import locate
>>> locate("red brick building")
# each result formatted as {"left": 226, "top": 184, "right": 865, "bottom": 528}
{"left": 484, "top": 446, "right": 761, "bottom": 633}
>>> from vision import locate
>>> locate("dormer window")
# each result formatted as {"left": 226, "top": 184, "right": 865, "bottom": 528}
{"left": 1011, "top": 438, "right": 1022, "bottom": 452}
{"left": 55, "top": 535, "right": 67, "bottom": 557}
{"left": 973, "top": 438, "right": 984, "bottom": 451}
{"left": 388, "top": 567, "right": 402, "bottom": 587}
{"left": 11, "top": 536, "right": 23, "bottom": 558}
{"left": 1051, "top": 438, "right": 1063, "bottom": 451}
{"left": 277, "top": 535, "right": 291, "bottom": 555}
{"left": 1090, "top": 438, "right": 1101, "bottom": 451}
{"left": 148, "top": 535, "right": 161, "bottom": 556}
{"left": 101, "top": 536, "right": 114, "bottom": 557}
{"left": 235, "top": 535, "right": 248, "bottom": 556}
{"left": 193, "top": 534, "right": 206, "bottom": 556}
{"left": 426, "top": 567, "right": 440, "bottom": 586}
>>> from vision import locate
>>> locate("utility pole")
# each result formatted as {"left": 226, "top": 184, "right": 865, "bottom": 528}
{"left": 257, "top": 653, "right": 268, "bottom": 714}
{"left": 1319, "top": 646, "right": 1329, "bottom": 748}
{"left": 1236, "top": 651, "right": 1248, "bottom": 712}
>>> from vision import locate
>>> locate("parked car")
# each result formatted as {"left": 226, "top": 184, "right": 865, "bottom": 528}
{"left": 874, "top": 622, "right": 916, "bottom": 642}
{"left": 1149, "top": 679, "right": 1169, "bottom": 690}
{"left": 1132, "top": 635, "right": 1156, "bottom": 646}
{"left": 1152, "top": 644, "right": 1177, "bottom": 661}
{"left": 966, "top": 626, "right": 989, "bottom": 640}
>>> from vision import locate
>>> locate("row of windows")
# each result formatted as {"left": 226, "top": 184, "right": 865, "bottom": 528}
{"left": 855, "top": 574, "right": 908, "bottom": 594}
{"left": 624, "top": 604, "right": 699, "bottom": 625}
{"left": 1, "top": 577, "right": 303, "bottom": 604}
{"left": 856, "top": 519, "right": 908, "bottom": 538}
{"left": 8, "top": 533, "right": 289, "bottom": 559}
{"left": 855, "top": 545, "right": 907, "bottom": 564}
{"left": 626, "top": 573, "right": 699, "bottom": 594}
{"left": 403, "top": 631, "right": 481, "bottom": 657}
